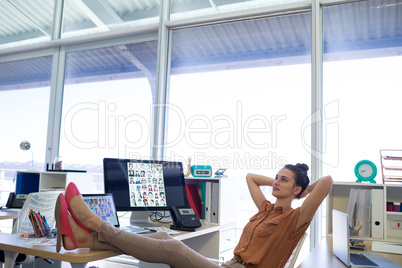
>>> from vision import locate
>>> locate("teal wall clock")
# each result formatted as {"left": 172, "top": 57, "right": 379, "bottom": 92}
{"left": 354, "top": 160, "right": 377, "bottom": 183}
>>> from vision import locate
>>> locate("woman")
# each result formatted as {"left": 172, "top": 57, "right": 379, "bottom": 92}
{"left": 229, "top": 164, "right": 332, "bottom": 267}
{"left": 55, "top": 163, "right": 332, "bottom": 268}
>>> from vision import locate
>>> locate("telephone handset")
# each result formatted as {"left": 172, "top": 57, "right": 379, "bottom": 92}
{"left": 6, "top": 192, "right": 25, "bottom": 208}
{"left": 169, "top": 206, "right": 202, "bottom": 232}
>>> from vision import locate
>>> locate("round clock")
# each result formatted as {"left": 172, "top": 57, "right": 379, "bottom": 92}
{"left": 354, "top": 160, "right": 377, "bottom": 183}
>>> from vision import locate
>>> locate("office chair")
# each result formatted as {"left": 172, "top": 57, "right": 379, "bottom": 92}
{"left": 0, "top": 191, "right": 60, "bottom": 267}
{"left": 285, "top": 232, "right": 308, "bottom": 268}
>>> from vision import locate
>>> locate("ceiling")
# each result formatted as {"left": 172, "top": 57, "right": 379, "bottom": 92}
{"left": 0, "top": 0, "right": 401, "bottom": 91}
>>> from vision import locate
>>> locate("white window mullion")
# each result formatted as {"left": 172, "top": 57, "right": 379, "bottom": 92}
{"left": 51, "top": 0, "right": 64, "bottom": 40}
{"left": 310, "top": 0, "right": 324, "bottom": 250}
{"left": 151, "top": 0, "right": 171, "bottom": 160}
{"left": 45, "top": 47, "right": 66, "bottom": 167}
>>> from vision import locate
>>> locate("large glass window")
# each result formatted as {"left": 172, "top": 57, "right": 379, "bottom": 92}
{"left": 0, "top": 56, "right": 52, "bottom": 205}
{"left": 322, "top": 0, "right": 402, "bottom": 182}
{"left": 59, "top": 41, "right": 158, "bottom": 181}
{"left": 170, "top": 0, "right": 309, "bottom": 20}
{"left": 167, "top": 13, "right": 311, "bottom": 263}
{"left": 0, "top": 0, "right": 55, "bottom": 50}
{"left": 62, "top": 0, "right": 160, "bottom": 39}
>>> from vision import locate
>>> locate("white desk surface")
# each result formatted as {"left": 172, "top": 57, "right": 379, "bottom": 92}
{"left": 299, "top": 236, "right": 402, "bottom": 267}
{"left": 0, "top": 211, "right": 18, "bottom": 220}
{"left": 0, "top": 234, "right": 118, "bottom": 264}
{"left": 0, "top": 220, "right": 233, "bottom": 264}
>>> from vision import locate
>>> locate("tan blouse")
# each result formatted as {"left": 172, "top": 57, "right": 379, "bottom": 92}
{"left": 233, "top": 200, "right": 311, "bottom": 268}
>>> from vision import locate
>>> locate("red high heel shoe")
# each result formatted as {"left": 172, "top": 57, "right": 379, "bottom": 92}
{"left": 65, "top": 182, "right": 91, "bottom": 233}
{"left": 55, "top": 193, "right": 78, "bottom": 252}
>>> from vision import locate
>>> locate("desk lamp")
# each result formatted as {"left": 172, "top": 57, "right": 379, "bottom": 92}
{"left": 19, "top": 140, "right": 36, "bottom": 170}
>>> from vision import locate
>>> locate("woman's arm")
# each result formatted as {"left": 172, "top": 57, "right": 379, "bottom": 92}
{"left": 295, "top": 175, "right": 333, "bottom": 232}
{"left": 246, "top": 173, "right": 275, "bottom": 209}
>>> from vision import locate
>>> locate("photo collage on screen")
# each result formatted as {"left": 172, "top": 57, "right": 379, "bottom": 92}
{"left": 83, "top": 195, "right": 116, "bottom": 224}
{"left": 127, "top": 162, "right": 166, "bottom": 207}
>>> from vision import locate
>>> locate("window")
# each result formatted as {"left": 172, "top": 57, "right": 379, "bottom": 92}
{"left": 0, "top": 55, "right": 52, "bottom": 205}
{"left": 322, "top": 0, "right": 402, "bottom": 182}
{"left": 167, "top": 12, "right": 311, "bottom": 262}
{"left": 59, "top": 40, "right": 158, "bottom": 187}
{"left": 170, "top": 0, "right": 309, "bottom": 20}
{"left": 0, "top": 0, "right": 55, "bottom": 50}
{"left": 321, "top": 0, "right": 402, "bottom": 241}
{"left": 62, "top": 0, "right": 160, "bottom": 39}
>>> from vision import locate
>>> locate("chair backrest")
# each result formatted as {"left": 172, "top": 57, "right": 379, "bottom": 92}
{"left": 12, "top": 191, "right": 61, "bottom": 234}
{"left": 285, "top": 232, "right": 308, "bottom": 268}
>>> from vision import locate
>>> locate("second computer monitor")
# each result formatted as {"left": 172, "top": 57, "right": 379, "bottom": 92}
{"left": 103, "top": 158, "right": 189, "bottom": 212}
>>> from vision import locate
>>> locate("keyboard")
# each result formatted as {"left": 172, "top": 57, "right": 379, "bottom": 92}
{"left": 350, "top": 253, "right": 378, "bottom": 267}
{"left": 122, "top": 226, "right": 155, "bottom": 234}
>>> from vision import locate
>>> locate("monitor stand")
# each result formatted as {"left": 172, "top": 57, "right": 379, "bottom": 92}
{"left": 129, "top": 211, "right": 159, "bottom": 227}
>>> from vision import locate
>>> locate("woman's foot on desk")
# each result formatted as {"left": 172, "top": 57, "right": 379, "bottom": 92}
{"left": 65, "top": 183, "right": 91, "bottom": 233}
{"left": 55, "top": 193, "right": 93, "bottom": 251}
{"left": 55, "top": 194, "right": 76, "bottom": 252}
{"left": 63, "top": 214, "right": 93, "bottom": 250}
{"left": 66, "top": 183, "right": 103, "bottom": 233}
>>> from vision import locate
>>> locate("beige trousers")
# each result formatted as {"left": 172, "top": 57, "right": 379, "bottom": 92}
{"left": 90, "top": 222, "right": 220, "bottom": 268}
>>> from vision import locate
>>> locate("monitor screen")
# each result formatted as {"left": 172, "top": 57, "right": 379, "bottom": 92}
{"left": 103, "top": 158, "right": 189, "bottom": 211}
{"left": 82, "top": 193, "right": 120, "bottom": 227}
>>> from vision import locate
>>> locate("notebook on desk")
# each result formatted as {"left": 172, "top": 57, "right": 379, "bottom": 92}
{"left": 82, "top": 193, "right": 152, "bottom": 234}
{"left": 332, "top": 209, "right": 400, "bottom": 268}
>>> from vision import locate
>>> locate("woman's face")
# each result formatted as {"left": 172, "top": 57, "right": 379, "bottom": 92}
{"left": 272, "top": 168, "right": 301, "bottom": 198}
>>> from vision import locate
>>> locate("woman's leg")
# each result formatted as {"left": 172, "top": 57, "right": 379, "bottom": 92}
{"left": 91, "top": 222, "right": 220, "bottom": 268}
{"left": 89, "top": 229, "right": 173, "bottom": 253}
{"left": 67, "top": 191, "right": 219, "bottom": 268}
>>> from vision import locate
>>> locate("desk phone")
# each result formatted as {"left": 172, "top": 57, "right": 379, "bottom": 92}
{"left": 169, "top": 206, "right": 202, "bottom": 232}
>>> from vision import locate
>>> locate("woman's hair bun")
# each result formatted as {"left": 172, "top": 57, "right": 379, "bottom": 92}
{"left": 283, "top": 163, "right": 310, "bottom": 198}
{"left": 295, "top": 163, "right": 309, "bottom": 173}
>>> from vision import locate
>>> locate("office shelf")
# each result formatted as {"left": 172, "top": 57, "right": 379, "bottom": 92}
{"left": 185, "top": 176, "right": 237, "bottom": 264}
{"left": 387, "top": 212, "right": 402, "bottom": 216}
{"left": 327, "top": 182, "right": 402, "bottom": 241}
{"left": 16, "top": 170, "right": 97, "bottom": 194}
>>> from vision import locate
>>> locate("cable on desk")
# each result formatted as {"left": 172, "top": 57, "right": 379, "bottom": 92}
{"left": 149, "top": 211, "right": 172, "bottom": 224}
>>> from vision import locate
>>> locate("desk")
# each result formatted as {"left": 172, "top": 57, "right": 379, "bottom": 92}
{"left": 162, "top": 220, "right": 235, "bottom": 258}
{"left": 0, "top": 234, "right": 119, "bottom": 268}
{"left": 0, "top": 221, "right": 235, "bottom": 268}
{"left": 299, "top": 236, "right": 402, "bottom": 267}
{"left": 0, "top": 211, "right": 18, "bottom": 220}
{"left": 0, "top": 210, "right": 18, "bottom": 235}
{"left": 97, "top": 220, "right": 236, "bottom": 267}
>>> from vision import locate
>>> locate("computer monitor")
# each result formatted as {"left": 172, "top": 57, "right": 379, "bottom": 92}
{"left": 103, "top": 158, "right": 189, "bottom": 227}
